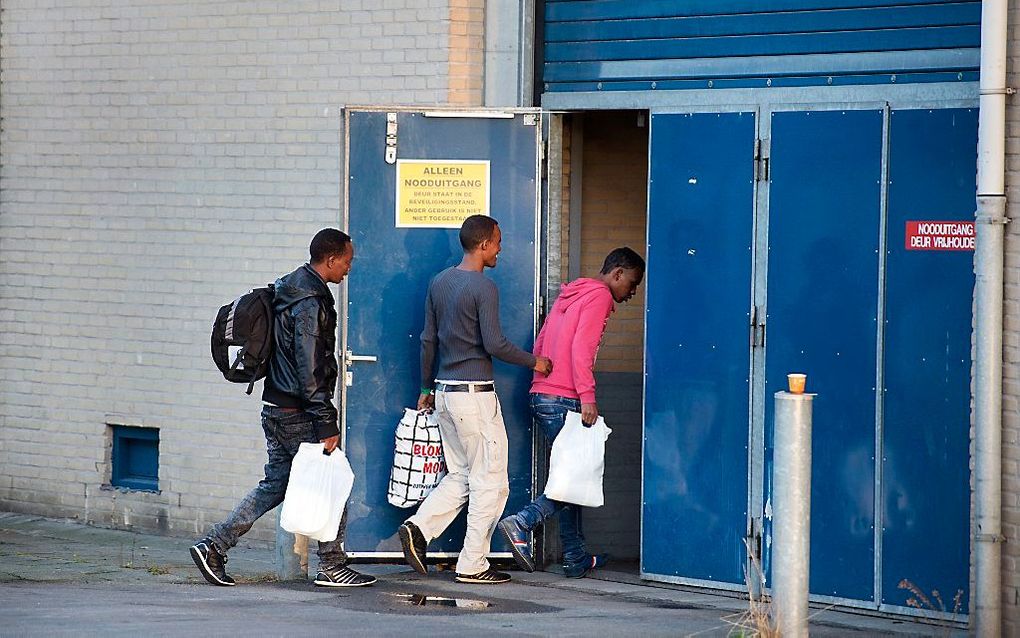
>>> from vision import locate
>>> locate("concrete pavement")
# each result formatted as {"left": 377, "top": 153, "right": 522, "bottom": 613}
{"left": 0, "top": 512, "right": 959, "bottom": 636}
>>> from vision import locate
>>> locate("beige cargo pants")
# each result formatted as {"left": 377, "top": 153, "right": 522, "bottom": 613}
{"left": 408, "top": 386, "right": 509, "bottom": 576}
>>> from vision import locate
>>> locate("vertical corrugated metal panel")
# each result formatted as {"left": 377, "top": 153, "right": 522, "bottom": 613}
{"left": 543, "top": 0, "right": 980, "bottom": 92}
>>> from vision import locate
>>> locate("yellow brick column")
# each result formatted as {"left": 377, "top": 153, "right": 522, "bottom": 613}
{"left": 448, "top": 0, "right": 485, "bottom": 106}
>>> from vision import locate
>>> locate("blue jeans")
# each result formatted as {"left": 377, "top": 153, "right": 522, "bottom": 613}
{"left": 514, "top": 393, "right": 587, "bottom": 567}
{"left": 208, "top": 406, "right": 348, "bottom": 569}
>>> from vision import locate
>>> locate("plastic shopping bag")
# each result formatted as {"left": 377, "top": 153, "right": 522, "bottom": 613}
{"left": 387, "top": 408, "right": 447, "bottom": 508}
{"left": 280, "top": 442, "right": 355, "bottom": 542}
{"left": 543, "top": 411, "right": 612, "bottom": 507}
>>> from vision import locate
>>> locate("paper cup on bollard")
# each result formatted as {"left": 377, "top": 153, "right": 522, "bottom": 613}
{"left": 787, "top": 373, "right": 807, "bottom": 394}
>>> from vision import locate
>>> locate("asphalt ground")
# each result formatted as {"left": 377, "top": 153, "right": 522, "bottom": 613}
{"left": 0, "top": 512, "right": 960, "bottom": 637}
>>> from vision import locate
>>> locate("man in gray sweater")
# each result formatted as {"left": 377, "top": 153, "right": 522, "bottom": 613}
{"left": 398, "top": 215, "right": 552, "bottom": 584}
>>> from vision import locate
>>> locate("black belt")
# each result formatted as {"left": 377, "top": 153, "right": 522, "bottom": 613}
{"left": 436, "top": 383, "right": 495, "bottom": 393}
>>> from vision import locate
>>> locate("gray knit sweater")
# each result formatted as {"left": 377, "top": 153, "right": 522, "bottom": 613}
{"left": 420, "top": 266, "right": 536, "bottom": 385}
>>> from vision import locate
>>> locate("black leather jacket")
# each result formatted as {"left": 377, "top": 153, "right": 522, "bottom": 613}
{"left": 262, "top": 264, "right": 339, "bottom": 439}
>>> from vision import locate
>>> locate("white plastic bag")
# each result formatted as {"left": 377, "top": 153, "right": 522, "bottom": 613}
{"left": 543, "top": 411, "right": 611, "bottom": 507}
{"left": 387, "top": 408, "right": 447, "bottom": 508}
{"left": 280, "top": 442, "right": 355, "bottom": 542}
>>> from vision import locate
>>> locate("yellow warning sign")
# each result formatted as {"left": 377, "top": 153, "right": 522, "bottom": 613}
{"left": 396, "top": 159, "right": 490, "bottom": 228}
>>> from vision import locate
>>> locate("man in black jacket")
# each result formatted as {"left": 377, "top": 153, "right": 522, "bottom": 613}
{"left": 190, "top": 228, "right": 375, "bottom": 588}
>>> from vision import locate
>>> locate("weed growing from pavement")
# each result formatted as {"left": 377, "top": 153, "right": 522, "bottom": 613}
{"left": 717, "top": 539, "right": 838, "bottom": 637}
{"left": 719, "top": 539, "right": 779, "bottom": 637}
{"left": 897, "top": 579, "right": 964, "bottom": 633}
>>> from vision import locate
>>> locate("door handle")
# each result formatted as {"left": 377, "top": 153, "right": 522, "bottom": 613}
{"left": 346, "top": 350, "right": 378, "bottom": 363}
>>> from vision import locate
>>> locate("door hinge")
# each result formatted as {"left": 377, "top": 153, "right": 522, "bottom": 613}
{"left": 750, "top": 304, "right": 766, "bottom": 348}
{"left": 745, "top": 516, "right": 765, "bottom": 595}
{"left": 746, "top": 516, "right": 763, "bottom": 560}
{"left": 384, "top": 112, "right": 398, "bottom": 164}
{"left": 749, "top": 305, "right": 757, "bottom": 348}
{"left": 753, "top": 138, "right": 769, "bottom": 182}
{"left": 523, "top": 113, "right": 539, "bottom": 126}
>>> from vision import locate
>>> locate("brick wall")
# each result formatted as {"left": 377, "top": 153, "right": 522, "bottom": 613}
{"left": 579, "top": 111, "right": 648, "bottom": 374}
{"left": 584, "top": 371, "right": 643, "bottom": 561}
{"left": 559, "top": 116, "right": 572, "bottom": 284}
{"left": 447, "top": 0, "right": 484, "bottom": 106}
{"left": 0, "top": 1, "right": 457, "bottom": 545}
{"left": 1003, "top": 4, "right": 1020, "bottom": 630}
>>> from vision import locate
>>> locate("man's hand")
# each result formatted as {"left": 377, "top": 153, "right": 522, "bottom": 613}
{"left": 533, "top": 355, "right": 553, "bottom": 376}
{"left": 580, "top": 402, "right": 599, "bottom": 426}
{"left": 417, "top": 392, "right": 435, "bottom": 412}
{"left": 320, "top": 434, "right": 339, "bottom": 454}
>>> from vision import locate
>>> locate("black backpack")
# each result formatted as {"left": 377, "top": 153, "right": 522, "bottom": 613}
{"left": 211, "top": 285, "right": 275, "bottom": 395}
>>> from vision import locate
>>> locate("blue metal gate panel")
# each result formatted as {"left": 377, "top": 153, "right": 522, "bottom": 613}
{"left": 765, "top": 110, "right": 882, "bottom": 601}
{"left": 881, "top": 108, "right": 975, "bottom": 609}
{"left": 344, "top": 110, "right": 538, "bottom": 554}
{"left": 542, "top": 0, "right": 980, "bottom": 92}
{"left": 643, "top": 112, "right": 755, "bottom": 584}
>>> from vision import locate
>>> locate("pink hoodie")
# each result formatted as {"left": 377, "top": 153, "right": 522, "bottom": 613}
{"left": 530, "top": 278, "right": 615, "bottom": 403}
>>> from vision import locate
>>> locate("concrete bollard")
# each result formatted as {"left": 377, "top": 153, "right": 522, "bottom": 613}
{"left": 276, "top": 525, "right": 308, "bottom": 580}
{"left": 771, "top": 390, "right": 814, "bottom": 638}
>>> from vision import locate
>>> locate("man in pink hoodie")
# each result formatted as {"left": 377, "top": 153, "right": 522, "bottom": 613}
{"left": 498, "top": 247, "right": 644, "bottom": 578}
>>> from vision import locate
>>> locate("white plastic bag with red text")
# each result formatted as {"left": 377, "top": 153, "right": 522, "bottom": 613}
{"left": 280, "top": 442, "right": 355, "bottom": 542}
{"left": 387, "top": 408, "right": 447, "bottom": 508}
{"left": 543, "top": 411, "right": 611, "bottom": 507}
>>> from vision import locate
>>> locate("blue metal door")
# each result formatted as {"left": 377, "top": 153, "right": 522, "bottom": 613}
{"left": 643, "top": 112, "right": 756, "bottom": 586}
{"left": 342, "top": 109, "right": 541, "bottom": 557}
{"left": 881, "top": 108, "right": 975, "bottom": 610}
{"left": 764, "top": 109, "right": 884, "bottom": 602}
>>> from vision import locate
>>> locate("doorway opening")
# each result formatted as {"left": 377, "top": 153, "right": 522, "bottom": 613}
{"left": 540, "top": 109, "right": 649, "bottom": 575}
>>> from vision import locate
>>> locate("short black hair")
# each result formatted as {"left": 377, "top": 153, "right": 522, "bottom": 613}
{"left": 600, "top": 247, "right": 645, "bottom": 275}
{"left": 309, "top": 228, "right": 352, "bottom": 263}
{"left": 459, "top": 215, "right": 499, "bottom": 251}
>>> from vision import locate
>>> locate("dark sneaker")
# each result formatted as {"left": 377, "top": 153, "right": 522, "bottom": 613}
{"left": 455, "top": 568, "right": 511, "bottom": 584}
{"left": 398, "top": 521, "right": 428, "bottom": 575}
{"left": 189, "top": 538, "right": 235, "bottom": 586}
{"left": 563, "top": 553, "right": 609, "bottom": 579}
{"left": 497, "top": 515, "right": 534, "bottom": 573}
{"left": 314, "top": 565, "right": 377, "bottom": 587}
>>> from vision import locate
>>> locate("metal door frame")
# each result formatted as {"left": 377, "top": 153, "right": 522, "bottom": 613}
{"left": 339, "top": 105, "right": 544, "bottom": 560}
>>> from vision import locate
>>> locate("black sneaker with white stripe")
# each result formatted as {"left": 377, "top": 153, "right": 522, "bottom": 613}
{"left": 314, "top": 565, "right": 376, "bottom": 587}
{"left": 454, "top": 568, "right": 511, "bottom": 584}
{"left": 398, "top": 521, "right": 428, "bottom": 575}
{"left": 189, "top": 537, "right": 235, "bottom": 587}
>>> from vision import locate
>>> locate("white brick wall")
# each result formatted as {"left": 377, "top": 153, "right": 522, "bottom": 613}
{"left": 1004, "top": 4, "right": 1020, "bottom": 630}
{"left": 0, "top": 0, "right": 455, "bottom": 545}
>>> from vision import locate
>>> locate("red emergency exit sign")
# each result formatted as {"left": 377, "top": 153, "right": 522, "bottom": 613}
{"left": 905, "top": 220, "right": 975, "bottom": 251}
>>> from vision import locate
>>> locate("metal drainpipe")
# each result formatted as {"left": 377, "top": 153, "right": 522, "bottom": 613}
{"left": 974, "top": 0, "right": 1008, "bottom": 634}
